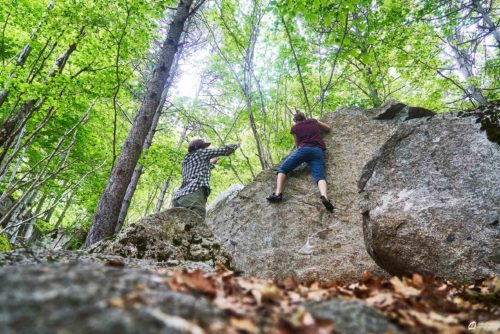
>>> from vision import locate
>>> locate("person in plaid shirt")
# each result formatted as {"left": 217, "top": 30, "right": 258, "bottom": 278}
{"left": 172, "top": 139, "right": 239, "bottom": 218}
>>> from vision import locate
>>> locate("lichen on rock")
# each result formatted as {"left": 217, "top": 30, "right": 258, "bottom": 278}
{"left": 89, "top": 208, "right": 233, "bottom": 270}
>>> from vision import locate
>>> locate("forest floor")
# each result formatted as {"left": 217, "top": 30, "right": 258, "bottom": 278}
{"left": 162, "top": 268, "right": 499, "bottom": 333}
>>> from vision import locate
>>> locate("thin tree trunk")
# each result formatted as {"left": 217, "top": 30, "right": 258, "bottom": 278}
{"left": 0, "top": 125, "right": 25, "bottom": 185}
{"left": 245, "top": 95, "right": 268, "bottom": 169}
{"left": 472, "top": 0, "right": 500, "bottom": 47}
{"left": 22, "top": 192, "right": 47, "bottom": 241}
{"left": 447, "top": 34, "right": 487, "bottom": 106}
{"left": 155, "top": 127, "right": 187, "bottom": 213}
{"left": 244, "top": 4, "right": 268, "bottom": 170}
{"left": 114, "top": 108, "right": 161, "bottom": 233}
{"left": 84, "top": 0, "right": 196, "bottom": 248}
{"left": 281, "top": 15, "right": 312, "bottom": 116}
{"left": 144, "top": 184, "right": 159, "bottom": 216}
{"left": 54, "top": 192, "right": 75, "bottom": 229}
{"left": 44, "top": 180, "right": 70, "bottom": 224}
{"left": 6, "top": 190, "right": 37, "bottom": 244}
{"left": 320, "top": 14, "right": 349, "bottom": 114}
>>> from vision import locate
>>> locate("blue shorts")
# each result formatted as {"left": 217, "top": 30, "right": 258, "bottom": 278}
{"left": 278, "top": 146, "right": 326, "bottom": 182}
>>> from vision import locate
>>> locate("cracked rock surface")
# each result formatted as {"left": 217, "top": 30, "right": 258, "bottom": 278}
{"left": 360, "top": 112, "right": 500, "bottom": 280}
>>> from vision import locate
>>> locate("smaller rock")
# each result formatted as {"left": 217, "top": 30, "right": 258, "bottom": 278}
{"left": 89, "top": 208, "right": 233, "bottom": 269}
{"left": 305, "top": 299, "right": 402, "bottom": 334}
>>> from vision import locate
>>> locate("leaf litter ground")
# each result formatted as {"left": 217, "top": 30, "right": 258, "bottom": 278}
{"left": 108, "top": 264, "right": 499, "bottom": 333}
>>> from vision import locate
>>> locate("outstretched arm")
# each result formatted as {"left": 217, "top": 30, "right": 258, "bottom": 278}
{"left": 317, "top": 120, "right": 331, "bottom": 132}
{"left": 199, "top": 143, "right": 240, "bottom": 159}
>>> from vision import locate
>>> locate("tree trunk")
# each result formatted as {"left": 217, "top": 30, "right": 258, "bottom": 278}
{"left": 114, "top": 42, "right": 183, "bottom": 233}
{"left": 84, "top": 0, "right": 195, "bottom": 248}
{"left": 0, "top": 125, "right": 25, "bottom": 185}
{"left": 114, "top": 108, "right": 161, "bottom": 233}
{"left": 472, "top": 0, "right": 500, "bottom": 47}
{"left": 22, "top": 192, "right": 47, "bottom": 241}
{"left": 54, "top": 192, "right": 74, "bottom": 229}
{"left": 6, "top": 190, "right": 37, "bottom": 244}
{"left": 281, "top": 16, "right": 312, "bottom": 116}
{"left": 365, "top": 67, "right": 382, "bottom": 108}
{"left": 447, "top": 34, "right": 488, "bottom": 106}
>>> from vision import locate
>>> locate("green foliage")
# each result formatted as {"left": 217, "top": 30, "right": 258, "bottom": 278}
{"left": 1, "top": 0, "right": 498, "bottom": 244}
{"left": 0, "top": 234, "right": 12, "bottom": 252}
{"left": 34, "top": 220, "right": 54, "bottom": 234}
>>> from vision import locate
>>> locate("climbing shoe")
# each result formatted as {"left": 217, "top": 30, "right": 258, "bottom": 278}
{"left": 266, "top": 192, "right": 283, "bottom": 202}
{"left": 320, "top": 196, "right": 334, "bottom": 212}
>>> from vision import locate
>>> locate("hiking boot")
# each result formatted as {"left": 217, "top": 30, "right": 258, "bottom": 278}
{"left": 266, "top": 192, "right": 283, "bottom": 202}
{"left": 320, "top": 196, "right": 334, "bottom": 212}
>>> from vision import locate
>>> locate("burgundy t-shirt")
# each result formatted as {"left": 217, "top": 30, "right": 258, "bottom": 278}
{"left": 290, "top": 118, "right": 326, "bottom": 150}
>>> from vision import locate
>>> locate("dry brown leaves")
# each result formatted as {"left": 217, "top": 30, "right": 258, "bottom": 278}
{"left": 164, "top": 269, "right": 499, "bottom": 334}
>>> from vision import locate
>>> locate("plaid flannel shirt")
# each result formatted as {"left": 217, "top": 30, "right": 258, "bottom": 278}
{"left": 173, "top": 144, "right": 239, "bottom": 200}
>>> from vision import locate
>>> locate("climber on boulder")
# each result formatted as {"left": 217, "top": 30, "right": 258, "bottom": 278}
{"left": 267, "top": 111, "right": 334, "bottom": 212}
{"left": 172, "top": 139, "right": 239, "bottom": 218}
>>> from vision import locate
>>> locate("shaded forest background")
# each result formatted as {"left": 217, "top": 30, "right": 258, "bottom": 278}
{"left": 0, "top": 0, "right": 498, "bottom": 249}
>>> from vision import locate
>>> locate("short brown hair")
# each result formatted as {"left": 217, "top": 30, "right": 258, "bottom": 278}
{"left": 293, "top": 111, "right": 306, "bottom": 122}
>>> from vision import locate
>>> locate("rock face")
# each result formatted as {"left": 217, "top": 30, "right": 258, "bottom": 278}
{"left": 359, "top": 112, "right": 500, "bottom": 280}
{"left": 208, "top": 102, "right": 432, "bottom": 283}
{"left": 90, "top": 208, "right": 233, "bottom": 270}
{"left": 207, "top": 184, "right": 244, "bottom": 212}
{"left": 0, "top": 248, "right": 215, "bottom": 272}
{"left": 305, "top": 299, "right": 402, "bottom": 334}
{"left": 0, "top": 263, "right": 227, "bottom": 334}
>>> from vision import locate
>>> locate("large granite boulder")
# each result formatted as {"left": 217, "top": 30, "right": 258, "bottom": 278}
{"left": 207, "top": 102, "right": 432, "bottom": 283}
{"left": 359, "top": 106, "right": 500, "bottom": 280}
{"left": 89, "top": 208, "right": 233, "bottom": 270}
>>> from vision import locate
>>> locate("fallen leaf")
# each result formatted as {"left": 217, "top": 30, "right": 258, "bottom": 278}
{"left": 181, "top": 269, "right": 217, "bottom": 297}
{"left": 390, "top": 277, "right": 420, "bottom": 297}
{"left": 307, "top": 289, "right": 328, "bottom": 302}
{"left": 301, "top": 312, "right": 315, "bottom": 326}
{"left": 365, "top": 292, "right": 396, "bottom": 308}
{"left": 230, "top": 317, "right": 258, "bottom": 333}
{"left": 281, "top": 276, "right": 298, "bottom": 291}
{"left": 412, "top": 273, "right": 424, "bottom": 289}
{"left": 108, "top": 296, "right": 125, "bottom": 308}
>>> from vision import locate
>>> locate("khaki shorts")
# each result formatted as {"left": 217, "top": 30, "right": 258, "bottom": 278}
{"left": 172, "top": 187, "right": 208, "bottom": 218}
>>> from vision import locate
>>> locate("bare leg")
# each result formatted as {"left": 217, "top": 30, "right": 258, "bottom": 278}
{"left": 318, "top": 179, "right": 328, "bottom": 198}
{"left": 318, "top": 179, "right": 334, "bottom": 212}
{"left": 275, "top": 172, "right": 287, "bottom": 194}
